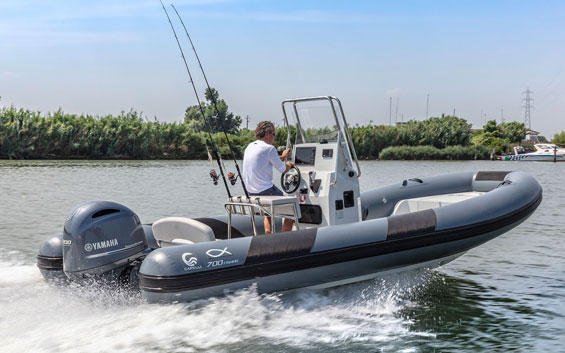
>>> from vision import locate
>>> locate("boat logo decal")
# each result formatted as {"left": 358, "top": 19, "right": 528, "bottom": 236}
{"left": 181, "top": 252, "right": 202, "bottom": 271}
{"left": 206, "top": 247, "right": 233, "bottom": 258}
{"left": 181, "top": 252, "right": 203, "bottom": 271}
{"left": 182, "top": 253, "right": 198, "bottom": 266}
{"left": 84, "top": 238, "right": 118, "bottom": 252}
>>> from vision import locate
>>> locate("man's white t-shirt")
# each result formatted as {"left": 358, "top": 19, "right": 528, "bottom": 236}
{"left": 243, "top": 140, "right": 286, "bottom": 193}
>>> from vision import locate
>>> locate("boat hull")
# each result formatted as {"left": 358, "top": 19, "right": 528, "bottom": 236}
{"left": 499, "top": 154, "right": 565, "bottom": 161}
{"left": 138, "top": 171, "right": 542, "bottom": 303}
{"left": 142, "top": 219, "right": 530, "bottom": 303}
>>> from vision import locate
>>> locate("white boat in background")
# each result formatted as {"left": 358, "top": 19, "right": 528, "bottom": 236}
{"left": 498, "top": 144, "right": 565, "bottom": 162}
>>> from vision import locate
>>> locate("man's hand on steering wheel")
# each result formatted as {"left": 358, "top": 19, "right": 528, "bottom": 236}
{"left": 284, "top": 161, "right": 294, "bottom": 173}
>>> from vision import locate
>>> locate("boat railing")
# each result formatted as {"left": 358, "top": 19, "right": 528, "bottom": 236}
{"left": 224, "top": 197, "right": 301, "bottom": 237}
{"left": 281, "top": 96, "right": 361, "bottom": 178}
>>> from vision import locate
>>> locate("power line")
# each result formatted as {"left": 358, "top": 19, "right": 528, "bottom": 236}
{"left": 522, "top": 88, "right": 534, "bottom": 130}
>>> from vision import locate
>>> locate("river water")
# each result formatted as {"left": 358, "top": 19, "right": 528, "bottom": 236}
{"left": 0, "top": 160, "right": 563, "bottom": 352}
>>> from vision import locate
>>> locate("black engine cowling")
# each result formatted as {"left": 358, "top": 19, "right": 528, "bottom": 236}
{"left": 62, "top": 201, "right": 148, "bottom": 280}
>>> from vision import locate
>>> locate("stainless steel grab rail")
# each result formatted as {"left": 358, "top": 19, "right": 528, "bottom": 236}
{"left": 281, "top": 96, "right": 361, "bottom": 178}
{"left": 224, "top": 200, "right": 300, "bottom": 238}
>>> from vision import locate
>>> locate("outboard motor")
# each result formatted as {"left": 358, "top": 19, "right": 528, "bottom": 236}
{"left": 37, "top": 233, "right": 66, "bottom": 282}
{"left": 62, "top": 201, "right": 148, "bottom": 282}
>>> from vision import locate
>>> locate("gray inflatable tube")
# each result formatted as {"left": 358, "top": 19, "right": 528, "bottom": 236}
{"left": 138, "top": 171, "right": 542, "bottom": 303}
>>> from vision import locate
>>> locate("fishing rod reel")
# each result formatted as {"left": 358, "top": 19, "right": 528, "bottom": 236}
{"left": 227, "top": 172, "right": 238, "bottom": 186}
{"left": 209, "top": 169, "right": 219, "bottom": 185}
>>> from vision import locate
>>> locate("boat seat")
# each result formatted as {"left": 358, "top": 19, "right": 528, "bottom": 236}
{"left": 227, "top": 195, "right": 301, "bottom": 218}
{"left": 392, "top": 192, "right": 484, "bottom": 215}
{"left": 225, "top": 195, "right": 301, "bottom": 236}
{"left": 152, "top": 217, "right": 216, "bottom": 247}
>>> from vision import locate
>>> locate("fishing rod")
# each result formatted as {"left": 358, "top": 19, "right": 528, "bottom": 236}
{"left": 170, "top": 4, "right": 250, "bottom": 199}
{"left": 159, "top": 0, "right": 232, "bottom": 198}
{"left": 205, "top": 145, "right": 219, "bottom": 185}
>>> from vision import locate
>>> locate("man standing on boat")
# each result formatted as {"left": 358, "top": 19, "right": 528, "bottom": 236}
{"left": 243, "top": 121, "right": 294, "bottom": 233}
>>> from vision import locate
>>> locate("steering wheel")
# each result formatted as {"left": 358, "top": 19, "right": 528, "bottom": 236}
{"left": 280, "top": 165, "right": 302, "bottom": 194}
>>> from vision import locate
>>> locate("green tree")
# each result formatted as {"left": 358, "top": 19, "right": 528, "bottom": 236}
{"left": 482, "top": 120, "right": 501, "bottom": 137}
{"left": 471, "top": 120, "right": 510, "bottom": 154}
{"left": 184, "top": 88, "right": 241, "bottom": 134}
{"left": 416, "top": 115, "right": 472, "bottom": 148}
{"left": 553, "top": 131, "right": 565, "bottom": 144}
{"left": 499, "top": 121, "right": 526, "bottom": 143}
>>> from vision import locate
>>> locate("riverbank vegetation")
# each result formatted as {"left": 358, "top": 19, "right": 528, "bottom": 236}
{"left": 0, "top": 108, "right": 209, "bottom": 159}
{"left": 0, "top": 98, "right": 527, "bottom": 160}
{"left": 552, "top": 131, "right": 565, "bottom": 144}
{"left": 470, "top": 120, "right": 527, "bottom": 154}
{"left": 379, "top": 145, "right": 490, "bottom": 160}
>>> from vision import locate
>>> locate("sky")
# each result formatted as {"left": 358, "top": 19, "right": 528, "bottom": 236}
{"left": 1, "top": 0, "right": 564, "bottom": 138}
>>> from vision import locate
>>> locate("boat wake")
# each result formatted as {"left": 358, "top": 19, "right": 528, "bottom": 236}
{"left": 1, "top": 249, "right": 437, "bottom": 352}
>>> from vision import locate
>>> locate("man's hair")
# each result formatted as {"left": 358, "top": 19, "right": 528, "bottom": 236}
{"left": 255, "top": 121, "right": 275, "bottom": 139}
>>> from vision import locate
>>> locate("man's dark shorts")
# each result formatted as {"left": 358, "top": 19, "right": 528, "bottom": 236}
{"left": 249, "top": 185, "right": 283, "bottom": 196}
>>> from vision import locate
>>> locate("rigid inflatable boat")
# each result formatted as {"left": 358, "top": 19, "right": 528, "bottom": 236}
{"left": 37, "top": 96, "right": 542, "bottom": 303}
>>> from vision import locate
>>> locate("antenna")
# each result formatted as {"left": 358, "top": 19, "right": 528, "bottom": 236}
{"left": 395, "top": 97, "right": 399, "bottom": 123}
{"left": 426, "top": 93, "right": 429, "bottom": 119}
{"left": 389, "top": 96, "right": 392, "bottom": 126}
{"left": 246, "top": 115, "right": 250, "bottom": 129}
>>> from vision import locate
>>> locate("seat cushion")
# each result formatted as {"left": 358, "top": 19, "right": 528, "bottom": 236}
{"left": 152, "top": 217, "right": 215, "bottom": 245}
{"left": 159, "top": 238, "right": 194, "bottom": 248}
